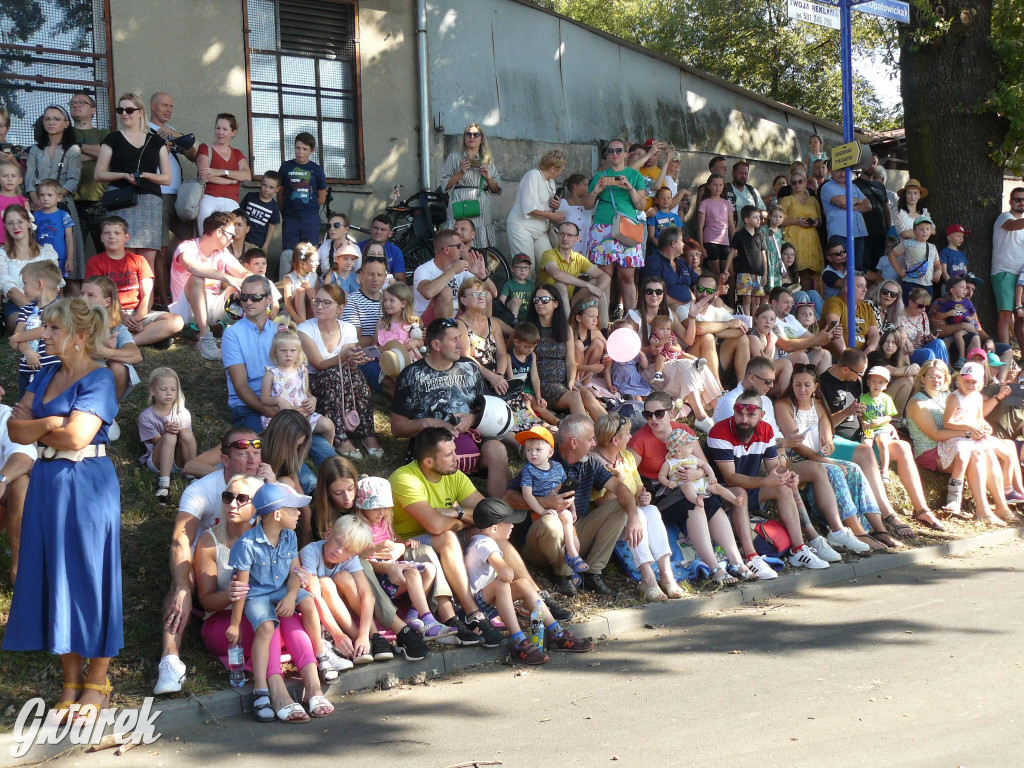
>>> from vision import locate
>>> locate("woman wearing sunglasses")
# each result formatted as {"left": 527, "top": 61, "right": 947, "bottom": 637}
{"left": 439, "top": 123, "right": 501, "bottom": 247}
{"left": 195, "top": 474, "right": 331, "bottom": 722}
{"left": 456, "top": 277, "right": 509, "bottom": 396}
{"left": 94, "top": 92, "right": 171, "bottom": 285}
{"left": 867, "top": 280, "right": 904, "bottom": 338}
{"left": 898, "top": 287, "right": 949, "bottom": 365}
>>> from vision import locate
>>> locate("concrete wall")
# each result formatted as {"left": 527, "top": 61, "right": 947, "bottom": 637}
{"left": 425, "top": 0, "right": 849, "bottom": 251}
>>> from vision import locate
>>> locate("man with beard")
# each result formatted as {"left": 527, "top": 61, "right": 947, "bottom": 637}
{"left": 391, "top": 317, "right": 510, "bottom": 499}
{"left": 707, "top": 389, "right": 830, "bottom": 571}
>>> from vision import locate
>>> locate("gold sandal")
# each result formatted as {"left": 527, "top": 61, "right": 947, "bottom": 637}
{"left": 53, "top": 682, "right": 83, "bottom": 721}
{"left": 76, "top": 677, "right": 112, "bottom": 722}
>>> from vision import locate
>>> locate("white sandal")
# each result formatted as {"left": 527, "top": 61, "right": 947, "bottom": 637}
{"left": 306, "top": 695, "right": 334, "bottom": 718}
{"left": 275, "top": 702, "right": 310, "bottom": 723}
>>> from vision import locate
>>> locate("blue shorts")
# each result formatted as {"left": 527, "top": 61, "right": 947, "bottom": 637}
{"left": 747, "top": 488, "right": 766, "bottom": 514}
{"left": 244, "top": 585, "right": 313, "bottom": 629}
{"left": 473, "top": 588, "right": 494, "bottom": 614}
{"left": 4, "top": 301, "right": 21, "bottom": 322}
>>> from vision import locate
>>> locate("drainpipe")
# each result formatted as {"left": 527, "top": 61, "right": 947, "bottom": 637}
{"left": 416, "top": 0, "right": 431, "bottom": 189}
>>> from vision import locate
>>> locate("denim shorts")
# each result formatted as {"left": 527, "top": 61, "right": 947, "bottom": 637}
{"left": 243, "top": 585, "right": 312, "bottom": 629}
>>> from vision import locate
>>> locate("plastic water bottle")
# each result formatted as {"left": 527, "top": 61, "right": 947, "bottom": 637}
{"left": 24, "top": 307, "right": 41, "bottom": 353}
{"left": 228, "top": 643, "right": 245, "bottom": 688}
{"left": 529, "top": 599, "right": 545, "bottom": 650}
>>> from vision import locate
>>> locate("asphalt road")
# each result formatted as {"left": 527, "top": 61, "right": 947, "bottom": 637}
{"left": 54, "top": 540, "right": 1024, "bottom": 768}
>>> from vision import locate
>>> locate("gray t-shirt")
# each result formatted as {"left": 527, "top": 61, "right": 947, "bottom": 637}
{"left": 299, "top": 541, "right": 363, "bottom": 578}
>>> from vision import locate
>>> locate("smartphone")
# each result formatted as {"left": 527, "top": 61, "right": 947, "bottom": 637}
{"left": 560, "top": 479, "right": 579, "bottom": 494}
{"left": 825, "top": 320, "right": 839, "bottom": 332}
{"left": 468, "top": 159, "right": 482, "bottom": 168}
{"left": 0, "top": 143, "right": 13, "bottom": 154}
{"left": 555, "top": 185, "right": 564, "bottom": 199}
{"left": 362, "top": 345, "right": 381, "bottom": 360}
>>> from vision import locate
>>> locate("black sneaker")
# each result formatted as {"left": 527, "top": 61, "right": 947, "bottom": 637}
{"left": 369, "top": 633, "right": 394, "bottom": 661}
{"left": 441, "top": 617, "right": 482, "bottom": 646}
{"left": 394, "top": 626, "right": 431, "bottom": 661}
{"left": 151, "top": 336, "right": 173, "bottom": 350}
{"left": 581, "top": 573, "right": 615, "bottom": 596}
{"left": 466, "top": 614, "right": 504, "bottom": 648}
{"left": 542, "top": 594, "right": 573, "bottom": 624}
{"left": 552, "top": 573, "right": 578, "bottom": 597}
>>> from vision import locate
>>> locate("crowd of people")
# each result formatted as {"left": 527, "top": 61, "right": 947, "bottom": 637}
{"left": 3, "top": 94, "right": 1024, "bottom": 725}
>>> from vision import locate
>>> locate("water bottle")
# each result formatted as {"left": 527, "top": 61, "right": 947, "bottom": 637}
{"left": 529, "top": 599, "right": 545, "bottom": 651}
{"left": 24, "top": 307, "right": 41, "bottom": 353}
{"left": 228, "top": 643, "right": 245, "bottom": 688}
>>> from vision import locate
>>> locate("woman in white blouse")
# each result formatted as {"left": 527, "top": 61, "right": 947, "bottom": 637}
{"left": 506, "top": 150, "right": 568, "bottom": 275}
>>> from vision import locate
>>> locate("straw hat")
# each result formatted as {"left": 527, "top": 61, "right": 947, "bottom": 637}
{"left": 897, "top": 178, "right": 928, "bottom": 198}
{"left": 379, "top": 340, "right": 412, "bottom": 379}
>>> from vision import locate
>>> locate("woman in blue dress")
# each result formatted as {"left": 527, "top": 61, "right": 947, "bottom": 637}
{"left": 4, "top": 297, "right": 121, "bottom": 720}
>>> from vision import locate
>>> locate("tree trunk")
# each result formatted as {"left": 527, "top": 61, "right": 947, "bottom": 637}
{"left": 900, "top": 0, "right": 1006, "bottom": 330}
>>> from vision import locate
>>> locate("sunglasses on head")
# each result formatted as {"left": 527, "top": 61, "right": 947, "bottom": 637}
{"left": 221, "top": 491, "right": 252, "bottom": 505}
{"left": 644, "top": 288, "right": 664, "bottom": 296}
{"left": 436, "top": 317, "right": 459, "bottom": 329}
{"left": 224, "top": 438, "right": 261, "bottom": 451}
{"left": 533, "top": 296, "right": 554, "bottom": 304}
{"left": 115, "top": 106, "right": 140, "bottom": 115}
{"left": 880, "top": 288, "right": 899, "bottom": 298}
{"left": 733, "top": 403, "right": 760, "bottom": 414}
{"left": 239, "top": 292, "right": 268, "bottom": 303}
{"left": 642, "top": 408, "right": 669, "bottom": 420}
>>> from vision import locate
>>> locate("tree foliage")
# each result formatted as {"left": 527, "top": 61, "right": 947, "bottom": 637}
{"left": 534, "top": 0, "right": 902, "bottom": 130}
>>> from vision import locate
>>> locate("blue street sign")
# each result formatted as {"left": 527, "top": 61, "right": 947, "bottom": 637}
{"left": 853, "top": 0, "right": 910, "bottom": 24}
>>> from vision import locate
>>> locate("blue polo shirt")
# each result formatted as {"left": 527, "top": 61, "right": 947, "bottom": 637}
{"left": 221, "top": 315, "right": 278, "bottom": 409}
{"left": 820, "top": 179, "right": 868, "bottom": 239}
{"left": 643, "top": 250, "right": 694, "bottom": 303}
{"left": 358, "top": 238, "right": 406, "bottom": 275}
{"left": 509, "top": 451, "right": 612, "bottom": 518}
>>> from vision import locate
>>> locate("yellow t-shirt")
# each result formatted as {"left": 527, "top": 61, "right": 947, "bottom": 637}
{"left": 390, "top": 461, "right": 478, "bottom": 540}
{"left": 538, "top": 248, "right": 595, "bottom": 294}
{"left": 639, "top": 165, "right": 662, "bottom": 208}
{"left": 822, "top": 296, "right": 876, "bottom": 349}
{"left": 590, "top": 448, "right": 641, "bottom": 503}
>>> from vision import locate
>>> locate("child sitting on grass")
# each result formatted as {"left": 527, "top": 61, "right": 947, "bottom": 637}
{"left": 137, "top": 366, "right": 197, "bottom": 504}
{"left": 228, "top": 483, "right": 338, "bottom": 722}
{"left": 463, "top": 498, "right": 594, "bottom": 665}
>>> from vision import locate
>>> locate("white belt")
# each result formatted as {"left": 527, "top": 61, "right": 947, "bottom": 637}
{"left": 36, "top": 444, "right": 106, "bottom": 461}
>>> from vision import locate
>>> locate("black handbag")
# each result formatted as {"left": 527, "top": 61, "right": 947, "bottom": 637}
{"left": 101, "top": 134, "right": 151, "bottom": 210}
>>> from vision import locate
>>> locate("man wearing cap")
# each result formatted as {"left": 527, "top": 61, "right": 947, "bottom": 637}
{"left": 538, "top": 221, "right": 610, "bottom": 326}
{"left": 506, "top": 414, "right": 643, "bottom": 597}
{"left": 820, "top": 167, "right": 871, "bottom": 272}
{"left": 156, "top": 427, "right": 275, "bottom": 695}
{"left": 391, "top": 317, "right": 509, "bottom": 499}
{"left": 992, "top": 187, "right": 1024, "bottom": 344}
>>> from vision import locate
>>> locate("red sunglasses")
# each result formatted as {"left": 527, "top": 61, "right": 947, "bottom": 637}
{"left": 733, "top": 403, "right": 760, "bottom": 414}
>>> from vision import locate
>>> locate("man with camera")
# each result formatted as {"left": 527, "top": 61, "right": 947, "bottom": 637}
{"left": 149, "top": 91, "right": 198, "bottom": 306}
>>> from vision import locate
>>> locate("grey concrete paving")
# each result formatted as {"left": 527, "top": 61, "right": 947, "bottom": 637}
{"left": 36, "top": 538, "right": 1024, "bottom": 768}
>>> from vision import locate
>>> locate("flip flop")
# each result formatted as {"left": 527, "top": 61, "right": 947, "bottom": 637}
{"left": 883, "top": 515, "right": 914, "bottom": 538}
{"left": 709, "top": 567, "right": 738, "bottom": 585}
{"left": 276, "top": 702, "right": 310, "bottom": 723}
{"left": 306, "top": 695, "right": 334, "bottom": 718}
{"left": 912, "top": 510, "right": 947, "bottom": 531}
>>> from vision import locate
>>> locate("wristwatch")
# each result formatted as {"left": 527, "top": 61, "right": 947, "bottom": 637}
{"left": 454, "top": 505, "right": 465, "bottom": 520}
{"left": 0, "top": 474, "right": 9, "bottom": 486}
{"left": 223, "top": 169, "right": 229, "bottom": 177}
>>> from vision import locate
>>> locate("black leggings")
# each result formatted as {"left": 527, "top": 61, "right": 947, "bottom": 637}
{"left": 703, "top": 242, "right": 730, "bottom": 265}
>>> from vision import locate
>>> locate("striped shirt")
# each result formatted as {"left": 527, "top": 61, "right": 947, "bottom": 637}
{"left": 17, "top": 300, "right": 60, "bottom": 374}
{"left": 707, "top": 419, "right": 778, "bottom": 480}
{"left": 341, "top": 290, "right": 382, "bottom": 339}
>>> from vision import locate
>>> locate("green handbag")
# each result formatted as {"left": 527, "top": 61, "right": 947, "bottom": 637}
{"left": 452, "top": 199, "right": 481, "bottom": 219}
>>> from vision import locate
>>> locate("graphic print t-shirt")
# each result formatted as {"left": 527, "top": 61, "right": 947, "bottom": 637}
{"left": 392, "top": 357, "right": 483, "bottom": 421}
{"left": 278, "top": 159, "right": 326, "bottom": 217}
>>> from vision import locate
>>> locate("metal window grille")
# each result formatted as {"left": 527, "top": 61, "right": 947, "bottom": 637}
{"left": 0, "top": 0, "right": 113, "bottom": 144}
{"left": 245, "top": 0, "right": 362, "bottom": 182}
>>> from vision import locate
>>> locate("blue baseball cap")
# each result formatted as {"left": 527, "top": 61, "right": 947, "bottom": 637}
{"left": 253, "top": 482, "right": 311, "bottom": 516}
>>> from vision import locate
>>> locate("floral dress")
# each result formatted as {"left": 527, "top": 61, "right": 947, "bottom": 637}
{"left": 260, "top": 366, "right": 323, "bottom": 430}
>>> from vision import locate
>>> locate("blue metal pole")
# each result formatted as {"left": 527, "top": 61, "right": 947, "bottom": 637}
{"left": 840, "top": 0, "right": 857, "bottom": 347}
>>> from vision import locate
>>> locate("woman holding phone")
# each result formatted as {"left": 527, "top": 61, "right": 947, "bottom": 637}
{"left": 439, "top": 123, "right": 502, "bottom": 246}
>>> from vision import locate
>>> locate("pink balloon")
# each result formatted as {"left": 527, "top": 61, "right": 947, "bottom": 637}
{"left": 606, "top": 328, "right": 641, "bottom": 363}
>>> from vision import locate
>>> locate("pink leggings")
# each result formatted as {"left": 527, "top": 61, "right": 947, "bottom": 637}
{"left": 201, "top": 610, "right": 316, "bottom": 679}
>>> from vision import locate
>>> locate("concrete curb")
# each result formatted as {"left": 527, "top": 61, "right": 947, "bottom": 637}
{"left": 4, "top": 525, "right": 1022, "bottom": 765}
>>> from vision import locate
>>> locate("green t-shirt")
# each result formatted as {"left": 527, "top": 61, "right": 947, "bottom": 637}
{"left": 390, "top": 461, "right": 478, "bottom": 540}
{"left": 499, "top": 278, "right": 535, "bottom": 321}
{"left": 74, "top": 127, "right": 108, "bottom": 202}
{"left": 588, "top": 167, "right": 645, "bottom": 226}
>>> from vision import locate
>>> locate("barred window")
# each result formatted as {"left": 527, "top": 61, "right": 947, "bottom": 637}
{"left": 0, "top": 0, "right": 113, "bottom": 144}
{"left": 245, "top": 0, "right": 362, "bottom": 182}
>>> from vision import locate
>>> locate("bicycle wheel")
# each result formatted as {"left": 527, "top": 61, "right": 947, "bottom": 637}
{"left": 480, "top": 246, "right": 510, "bottom": 292}
{"left": 402, "top": 242, "right": 434, "bottom": 283}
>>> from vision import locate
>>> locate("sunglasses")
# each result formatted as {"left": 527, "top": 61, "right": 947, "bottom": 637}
{"left": 239, "top": 293, "right": 268, "bottom": 303}
{"left": 733, "top": 403, "right": 760, "bottom": 413}
{"left": 115, "top": 106, "right": 141, "bottom": 115}
{"left": 533, "top": 296, "right": 554, "bottom": 305}
{"left": 224, "top": 438, "right": 261, "bottom": 450}
{"left": 828, "top": 249, "right": 846, "bottom": 257}
{"left": 644, "top": 288, "right": 665, "bottom": 296}
{"left": 69, "top": 100, "right": 93, "bottom": 107}
{"left": 311, "top": 298, "right": 335, "bottom": 307}
{"left": 694, "top": 286, "right": 715, "bottom": 295}
{"left": 606, "top": 148, "right": 626, "bottom": 155}
{"left": 220, "top": 228, "right": 236, "bottom": 240}
{"left": 642, "top": 408, "right": 669, "bottom": 420}
{"left": 436, "top": 317, "right": 459, "bottom": 329}
{"left": 465, "top": 131, "right": 481, "bottom": 137}
{"left": 880, "top": 288, "right": 899, "bottom": 298}
{"left": 751, "top": 371, "right": 775, "bottom": 387}
{"left": 221, "top": 491, "right": 252, "bottom": 505}
{"left": 329, "top": 221, "right": 346, "bottom": 228}
{"left": 792, "top": 178, "right": 806, "bottom": 184}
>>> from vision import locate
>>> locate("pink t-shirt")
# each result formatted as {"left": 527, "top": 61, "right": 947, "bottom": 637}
{"left": 169, "top": 238, "right": 243, "bottom": 302}
{"left": 699, "top": 197, "right": 734, "bottom": 246}
{"left": 370, "top": 516, "right": 395, "bottom": 546}
{"left": 0, "top": 195, "right": 31, "bottom": 244}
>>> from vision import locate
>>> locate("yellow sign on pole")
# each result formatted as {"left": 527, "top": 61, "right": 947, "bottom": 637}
{"left": 831, "top": 140, "right": 865, "bottom": 170}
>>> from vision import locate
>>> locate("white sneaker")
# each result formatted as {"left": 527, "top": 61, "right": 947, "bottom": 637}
{"left": 197, "top": 334, "right": 221, "bottom": 361}
{"left": 788, "top": 544, "right": 830, "bottom": 570}
{"left": 154, "top": 655, "right": 186, "bottom": 695}
{"left": 746, "top": 554, "right": 778, "bottom": 580}
{"left": 827, "top": 526, "right": 871, "bottom": 554}
{"left": 694, "top": 417, "right": 714, "bottom": 434}
{"left": 107, "top": 419, "right": 121, "bottom": 441}
{"left": 808, "top": 535, "right": 842, "bottom": 562}
{"left": 322, "top": 644, "right": 354, "bottom": 672}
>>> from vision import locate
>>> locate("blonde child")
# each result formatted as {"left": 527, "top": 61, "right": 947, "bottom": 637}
{"left": 137, "top": 366, "right": 197, "bottom": 504}
{"left": 228, "top": 483, "right": 338, "bottom": 720}
{"left": 859, "top": 366, "right": 899, "bottom": 480}
{"left": 762, "top": 206, "right": 786, "bottom": 290}
{"left": 605, "top": 317, "right": 650, "bottom": 400}
{"left": 376, "top": 281, "right": 423, "bottom": 360}
{"left": 647, "top": 314, "right": 684, "bottom": 383}
{"left": 283, "top": 241, "right": 320, "bottom": 323}
{"left": 571, "top": 299, "right": 606, "bottom": 387}
{"left": 9, "top": 259, "right": 61, "bottom": 397}
{"left": 31, "top": 179, "right": 74, "bottom": 280}
{"left": 514, "top": 426, "right": 586, "bottom": 573}
{"left": 464, "top": 498, "right": 594, "bottom": 665}
{"left": 658, "top": 429, "right": 736, "bottom": 509}
{"left": 260, "top": 329, "right": 336, "bottom": 443}
{"left": 81, "top": 275, "right": 143, "bottom": 402}
{"left": 323, "top": 240, "right": 360, "bottom": 294}
{"left": 0, "top": 161, "right": 30, "bottom": 245}
{"left": 354, "top": 476, "right": 454, "bottom": 643}
{"left": 0, "top": 204, "right": 60, "bottom": 333}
